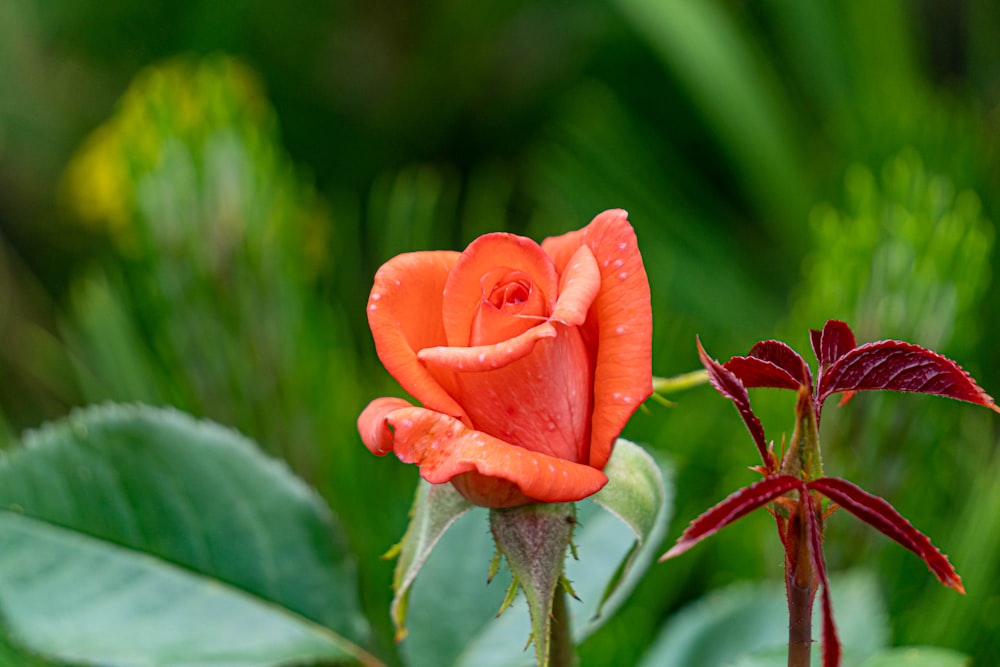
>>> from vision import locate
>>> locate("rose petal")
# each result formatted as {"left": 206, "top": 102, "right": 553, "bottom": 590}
{"left": 368, "top": 251, "right": 468, "bottom": 421}
{"left": 550, "top": 244, "right": 601, "bottom": 326}
{"left": 544, "top": 209, "right": 653, "bottom": 469}
{"left": 444, "top": 326, "right": 592, "bottom": 462}
{"left": 418, "top": 321, "right": 557, "bottom": 372}
{"left": 380, "top": 405, "right": 609, "bottom": 505}
{"left": 442, "top": 233, "right": 559, "bottom": 348}
{"left": 358, "top": 396, "right": 414, "bottom": 455}
{"left": 471, "top": 268, "right": 549, "bottom": 346}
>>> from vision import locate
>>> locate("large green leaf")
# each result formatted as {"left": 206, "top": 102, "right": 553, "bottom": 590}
{"left": 0, "top": 404, "right": 380, "bottom": 667}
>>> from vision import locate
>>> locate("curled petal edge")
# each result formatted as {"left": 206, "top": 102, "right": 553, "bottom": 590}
{"left": 364, "top": 401, "right": 609, "bottom": 504}
{"left": 359, "top": 397, "right": 414, "bottom": 456}
{"left": 418, "top": 322, "right": 557, "bottom": 372}
{"left": 550, "top": 244, "right": 601, "bottom": 326}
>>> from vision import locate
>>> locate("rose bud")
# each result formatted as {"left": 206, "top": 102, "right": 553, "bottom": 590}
{"left": 358, "top": 209, "right": 652, "bottom": 507}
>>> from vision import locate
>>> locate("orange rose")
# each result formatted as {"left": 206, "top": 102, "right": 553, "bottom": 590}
{"left": 358, "top": 209, "right": 652, "bottom": 507}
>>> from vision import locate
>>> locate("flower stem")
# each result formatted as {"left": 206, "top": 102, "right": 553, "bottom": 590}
{"left": 786, "top": 499, "right": 816, "bottom": 667}
{"left": 548, "top": 585, "right": 577, "bottom": 667}
{"left": 787, "top": 572, "right": 813, "bottom": 667}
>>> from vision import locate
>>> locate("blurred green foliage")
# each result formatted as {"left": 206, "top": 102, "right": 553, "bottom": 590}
{"left": 1, "top": 0, "right": 999, "bottom": 665}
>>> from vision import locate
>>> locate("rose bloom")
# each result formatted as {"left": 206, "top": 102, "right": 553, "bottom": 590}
{"left": 358, "top": 209, "right": 652, "bottom": 508}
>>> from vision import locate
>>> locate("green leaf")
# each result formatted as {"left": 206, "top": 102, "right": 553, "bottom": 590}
{"left": 587, "top": 438, "right": 672, "bottom": 624}
{"left": 0, "top": 403, "right": 380, "bottom": 667}
{"left": 391, "top": 480, "right": 472, "bottom": 640}
{"left": 637, "top": 570, "right": 888, "bottom": 667}
{"left": 858, "top": 647, "right": 971, "bottom": 667}
{"left": 0, "top": 629, "right": 77, "bottom": 667}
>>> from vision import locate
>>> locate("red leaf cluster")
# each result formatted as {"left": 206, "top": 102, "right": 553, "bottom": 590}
{"left": 664, "top": 320, "right": 993, "bottom": 666}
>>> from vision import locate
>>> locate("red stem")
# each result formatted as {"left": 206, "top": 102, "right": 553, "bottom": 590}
{"left": 785, "top": 499, "right": 816, "bottom": 667}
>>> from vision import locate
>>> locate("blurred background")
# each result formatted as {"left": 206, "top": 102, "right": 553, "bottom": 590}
{"left": 2, "top": 0, "right": 999, "bottom": 664}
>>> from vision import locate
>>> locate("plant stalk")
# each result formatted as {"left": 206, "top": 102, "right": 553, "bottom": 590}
{"left": 548, "top": 585, "right": 577, "bottom": 667}
{"left": 787, "top": 572, "right": 813, "bottom": 667}
{"left": 786, "top": 498, "right": 816, "bottom": 667}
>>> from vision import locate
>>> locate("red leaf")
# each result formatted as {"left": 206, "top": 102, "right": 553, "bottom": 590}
{"left": 804, "top": 492, "right": 841, "bottom": 667}
{"left": 809, "top": 477, "right": 965, "bottom": 593}
{"left": 660, "top": 475, "right": 802, "bottom": 561}
{"left": 697, "top": 337, "right": 772, "bottom": 468}
{"left": 724, "top": 339, "right": 811, "bottom": 390}
{"left": 811, "top": 320, "right": 857, "bottom": 372}
{"left": 817, "top": 339, "right": 1000, "bottom": 414}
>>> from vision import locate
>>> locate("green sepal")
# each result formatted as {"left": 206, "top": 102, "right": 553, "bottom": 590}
{"left": 560, "top": 575, "right": 581, "bottom": 601}
{"left": 390, "top": 480, "right": 473, "bottom": 641}
{"left": 590, "top": 438, "right": 672, "bottom": 620}
{"left": 489, "top": 502, "right": 576, "bottom": 667}
{"left": 488, "top": 546, "right": 503, "bottom": 584}
{"left": 497, "top": 578, "right": 520, "bottom": 617}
